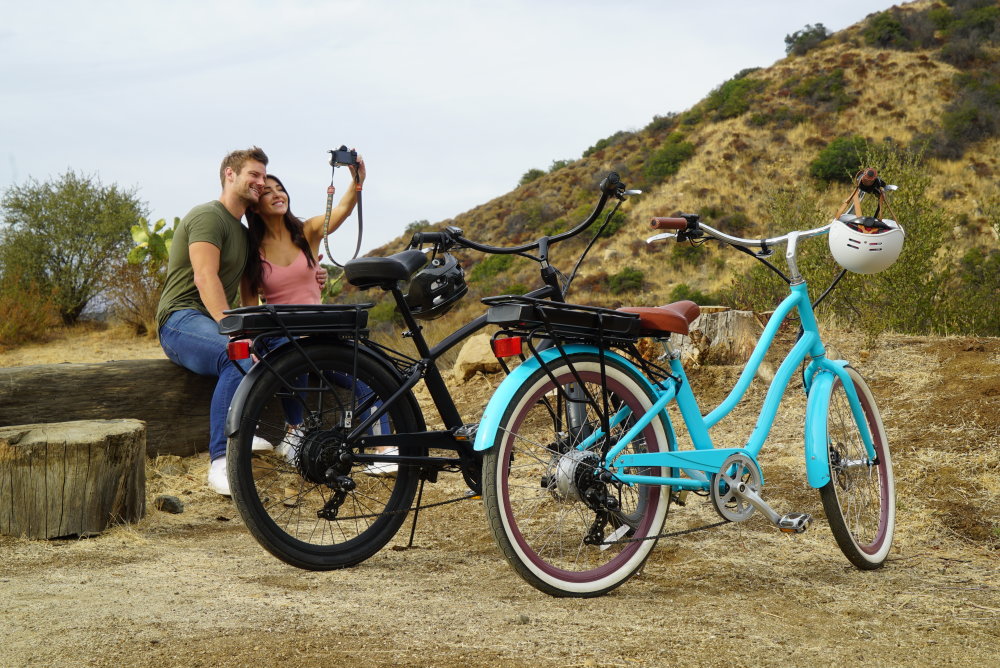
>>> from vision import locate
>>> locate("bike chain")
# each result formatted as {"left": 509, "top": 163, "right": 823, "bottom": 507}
{"left": 600, "top": 519, "right": 730, "bottom": 546}
{"left": 313, "top": 491, "right": 728, "bottom": 542}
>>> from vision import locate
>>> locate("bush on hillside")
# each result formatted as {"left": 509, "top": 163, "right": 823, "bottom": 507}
{"left": 643, "top": 133, "right": 695, "bottom": 184}
{"left": 784, "top": 68, "right": 851, "bottom": 113}
{"left": 669, "top": 283, "right": 722, "bottom": 305}
{"left": 784, "top": 23, "right": 831, "bottom": 56}
{"left": 924, "top": 72, "right": 1000, "bottom": 159}
{"left": 518, "top": 168, "right": 545, "bottom": 187}
{"left": 583, "top": 130, "right": 634, "bottom": 158}
{"left": 809, "top": 135, "right": 868, "bottom": 182}
{"left": 704, "top": 74, "right": 768, "bottom": 120}
{"left": 607, "top": 267, "right": 644, "bottom": 295}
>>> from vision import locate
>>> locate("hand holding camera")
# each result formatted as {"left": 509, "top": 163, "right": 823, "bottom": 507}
{"left": 328, "top": 145, "right": 358, "bottom": 167}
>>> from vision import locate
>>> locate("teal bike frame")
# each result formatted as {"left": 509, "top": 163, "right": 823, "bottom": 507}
{"left": 474, "top": 230, "right": 878, "bottom": 494}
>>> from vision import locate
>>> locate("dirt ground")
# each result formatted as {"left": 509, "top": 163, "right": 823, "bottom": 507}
{"left": 1, "top": 325, "right": 998, "bottom": 667}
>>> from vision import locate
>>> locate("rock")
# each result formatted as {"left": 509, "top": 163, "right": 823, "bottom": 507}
{"left": 153, "top": 495, "right": 184, "bottom": 514}
{"left": 453, "top": 333, "right": 502, "bottom": 382}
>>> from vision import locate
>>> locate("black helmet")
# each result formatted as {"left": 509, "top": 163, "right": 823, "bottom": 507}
{"left": 405, "top": 253, "right": 468, "bottom": 319}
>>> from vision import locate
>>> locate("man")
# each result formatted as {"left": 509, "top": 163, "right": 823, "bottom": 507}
{"left": 156, "top": 147, "right": 267, "bottom": 495}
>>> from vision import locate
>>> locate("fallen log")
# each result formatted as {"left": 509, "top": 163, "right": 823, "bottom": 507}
{"left": 0, "top": 360, "right": 214, "bottom": 457}
{"left": 0, "top": 419, "right": 146, "bottom": 539}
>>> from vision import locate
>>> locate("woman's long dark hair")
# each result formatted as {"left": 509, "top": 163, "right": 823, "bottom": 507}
{"left": 245, "top": 174, "right": 316, "bottom": 297}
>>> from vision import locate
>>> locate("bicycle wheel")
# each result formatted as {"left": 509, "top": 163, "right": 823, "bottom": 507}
{"left": 482, "top": 352, "right": 672, "bottom": 597}
{"left": 228, "top": 343, "right": 422, "bottom": 570}
{"left": 818, "top": 366, "right": 895, "bottom": 569}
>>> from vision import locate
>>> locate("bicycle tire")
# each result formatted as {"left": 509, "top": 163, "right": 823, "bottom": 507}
{"left": 818, "top": 366, "right": 895, "bottom": 569}
{"left": 482, "top": 352, "right": 672, "bottom": 597}
{"left": 228, "top": 343, "right": 422, "bottom": 570}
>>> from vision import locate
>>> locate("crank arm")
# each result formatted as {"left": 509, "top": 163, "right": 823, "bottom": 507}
{"left": 728, "top": 478, "right": 812, "bottom": 533}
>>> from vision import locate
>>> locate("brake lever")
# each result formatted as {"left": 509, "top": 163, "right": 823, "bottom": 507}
{"left": 646, "top": 232, "right": 676, "bottom": 244}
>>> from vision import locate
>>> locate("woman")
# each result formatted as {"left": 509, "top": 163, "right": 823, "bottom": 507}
{"left": 243, "top": 159, "right": 397, "bottom": 475}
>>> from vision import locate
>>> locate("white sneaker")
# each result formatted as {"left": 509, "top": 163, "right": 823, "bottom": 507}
{"left": 275, "top": 426, "right": 303, "bottom": 464}
{"left": 251, "top": 435, "right": 273, "bottom": 452}
{"left": 207, "top": 457, "right": 231, "bottom": 496}
{"left": 363, "top": 447, "right": 399, "bottom": 477}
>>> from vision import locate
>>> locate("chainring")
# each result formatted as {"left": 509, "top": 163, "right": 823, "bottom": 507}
{"left": 710, "top": 453, "right": 762, "bottom": 522}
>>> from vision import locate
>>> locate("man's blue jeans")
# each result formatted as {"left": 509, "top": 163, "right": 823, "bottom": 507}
{"left": 159, "top": 309, "right": 249, "bottom": 461}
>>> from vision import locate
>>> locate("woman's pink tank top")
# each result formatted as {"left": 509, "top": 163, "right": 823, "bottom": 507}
{"left": 261, "top": 250, "right": 321, "bottom": 304}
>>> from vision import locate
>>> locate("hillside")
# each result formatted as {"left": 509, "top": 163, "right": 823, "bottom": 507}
{"left": 350, "top": 0, "right": 998, "bottom": 337}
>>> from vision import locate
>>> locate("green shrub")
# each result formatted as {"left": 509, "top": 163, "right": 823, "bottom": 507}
{"left": 583, "top": 130, "right": 634, "bottom": 157}
{"left": 864, "top": 11, "right": 910, "bottom": 49}
{"left": 922, "top": 72, "right": 1000, "bottom": 159}
{"left": 597, "top": 208, "right": 627, "bottom": 239}
{"left": 748, "top": 105, "right": 807, "bottom": 129}
{"left": 549, "top": 159, "right": 572, "bottom": 172}
{"left": 404, "top": 220, "right": 432, "bottom": 236}
{"left": 0, "top": 170, "right": 148, "bottom": 324}
{"left": 607, "top": 267, "right": 644, "bottom": 295}
{"left": 643, "top": 133, "right": 695, "bottom": 184}
{"left": 785, "top": 68, "right": 851, "bottom": 113}
{"left": 107, "top": 216, "right": 175, "bottom": 335}
{"left": 784, "top": 23, "right": 831, "bottom": 56}
{"left": 704, "top": 75, "right": 767, "bottom": 120}
{"left": 368, "top": 298, "right": 403, "bottom": 331}
{"left": 469, "top": 254, "right": 513, "bottom": 282}
{"left": 0, "top": 271, "right": 58, "bottom": 348}
{"left": 669, "top": 283, "right": 721, "bottom": 305}
{"left": 518, "top": 168, "right": 545, "bottom": 187}
{"left": 939, "top": 247, "right": 1000, "bottom": 335}
{"left": 642, "top": 115, "right": 678, "bottom": 135}
{"left": 809, "top": 135, "right": 867, "bottom": 182}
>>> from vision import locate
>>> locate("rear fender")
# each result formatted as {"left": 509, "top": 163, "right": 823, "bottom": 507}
{"left": 473, "top": 344, "right": 668, "bottom": 452}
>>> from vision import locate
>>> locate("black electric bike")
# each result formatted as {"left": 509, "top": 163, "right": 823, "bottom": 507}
{"left": 220, "top": 172, "right": 640, "bottom": 570}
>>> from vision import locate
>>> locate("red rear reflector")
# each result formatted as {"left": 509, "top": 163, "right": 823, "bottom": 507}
{"left": 227, "top": 340, "right": 251, "bottom": 360}
{"left": 492, "top": 336, "right": 522, "bottom": 358}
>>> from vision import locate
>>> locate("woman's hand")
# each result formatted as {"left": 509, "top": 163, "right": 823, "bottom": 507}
{"left": 349, "top": 152, "right": 366, "bottom": 186}
{"left": 315, "top": 254, "right": 328, "bottom": 290}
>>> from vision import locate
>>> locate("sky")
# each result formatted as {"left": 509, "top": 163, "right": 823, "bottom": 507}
{"left": 1, "top": 0, "right": 895, "bottom": 256}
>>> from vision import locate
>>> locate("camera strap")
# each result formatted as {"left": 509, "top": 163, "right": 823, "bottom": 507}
{"left": 322, "top": 164, "right": 364, "bottom": 268}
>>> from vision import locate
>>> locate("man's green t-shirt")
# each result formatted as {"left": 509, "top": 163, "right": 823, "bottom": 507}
{"left": 156, "top": 201, "right": 249, "bottom": 329}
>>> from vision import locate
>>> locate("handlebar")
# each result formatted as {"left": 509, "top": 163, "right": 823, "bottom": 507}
{"left": 649, "top": 214, "right": 833, "bottom": 249}
{"left": 649, "top": 217, "right": 688, "bottom": 230}
{"left": 408, "top": 172, "right": 632, "bottom": 256}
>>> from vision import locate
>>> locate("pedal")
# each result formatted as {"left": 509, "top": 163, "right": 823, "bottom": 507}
{"left": 454, "top": 423, "right": 478, "bottom": 441}
{"left": 778, "top": 512, "right": 812, "bottom": 534}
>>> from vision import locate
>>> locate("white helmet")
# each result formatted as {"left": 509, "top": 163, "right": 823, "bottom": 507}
{"left": 828, "top": 215, "right": 905, "bottom": 274}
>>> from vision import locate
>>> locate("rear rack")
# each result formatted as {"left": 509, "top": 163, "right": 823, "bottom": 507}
{"left": 483, "top": 295, "right": 640, "bottom": 343}
{"left": 219, "top": 303, "right": 372, "bottom": 338}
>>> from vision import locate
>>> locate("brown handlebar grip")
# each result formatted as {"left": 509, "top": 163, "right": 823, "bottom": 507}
{"left": 860, "top": 168, "right": 878, "bottom": 187}
{"left": 650, "top": 217, "right": 688, "bottom": 230}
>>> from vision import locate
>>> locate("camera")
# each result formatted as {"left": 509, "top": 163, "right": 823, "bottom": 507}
{"left": 328, "top": 145, "right": 358, "bottom": 167}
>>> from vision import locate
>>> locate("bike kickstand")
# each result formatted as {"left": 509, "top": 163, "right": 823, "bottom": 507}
{"left": 407, "top": 477, "right": 427, "bottom": 548}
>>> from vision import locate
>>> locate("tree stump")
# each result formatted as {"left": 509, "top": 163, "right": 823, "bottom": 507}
{"left": 0, "top": 360, "right": 214, "bottom": 457}
{"left": 677, "top": 309, "right": 763, "bottom": 366}
{"left": 0, "top": 419, "right": 146, "bottom": 539}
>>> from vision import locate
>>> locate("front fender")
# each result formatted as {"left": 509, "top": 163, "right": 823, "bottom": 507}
{"left": 804, "top": 369, "right": 837, "bottom": 488}
{"left": 473, "top": 344, "right": 661, "bottom": 452}
{"left": 225, "top": 338, "right": 419, "bottom": 437}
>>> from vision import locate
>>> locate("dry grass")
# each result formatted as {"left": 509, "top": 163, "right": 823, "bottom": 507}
{"left": 1, "top": 328, "right": 998, "bottom": 666}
